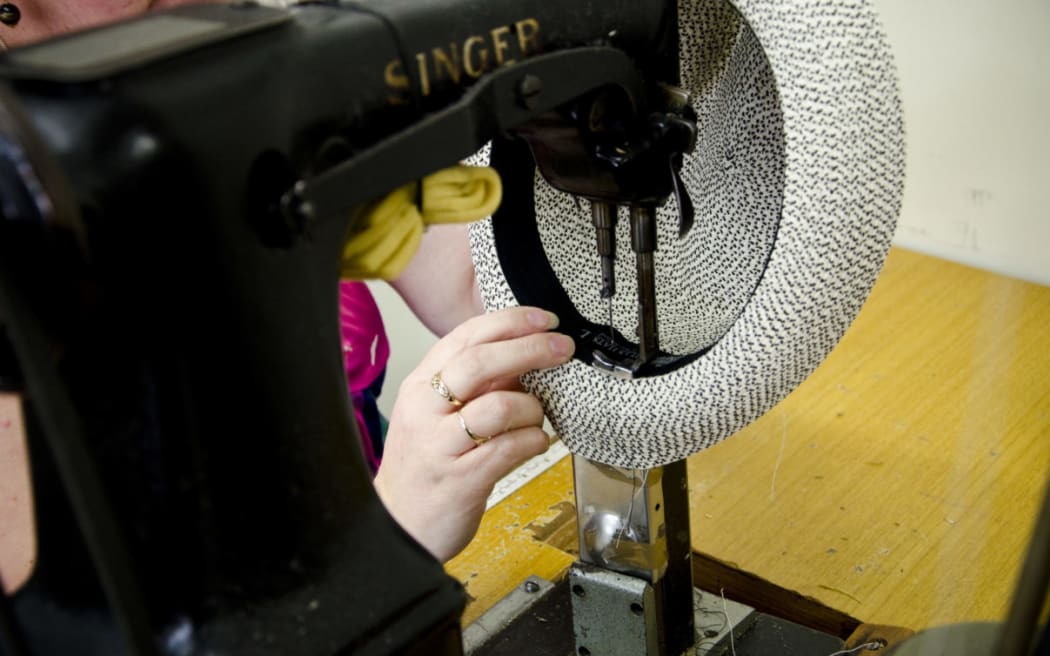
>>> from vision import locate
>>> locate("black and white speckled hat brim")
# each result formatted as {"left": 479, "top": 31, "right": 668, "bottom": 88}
{"left": 470, "top": 0, "right": 905, "bottom": 469}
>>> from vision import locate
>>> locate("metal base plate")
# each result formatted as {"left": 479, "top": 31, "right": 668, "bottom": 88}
{"left": 465, "top": 577, "right": 845, "bottom": 656}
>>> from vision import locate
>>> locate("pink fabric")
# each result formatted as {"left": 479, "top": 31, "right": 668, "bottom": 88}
{"left": 338, "top": 281, "right": 390, "bottom": 473}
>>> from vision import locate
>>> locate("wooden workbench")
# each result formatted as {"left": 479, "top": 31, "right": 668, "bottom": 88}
{"left": 447, "top": 247, "right": 1050, "bottom": 636}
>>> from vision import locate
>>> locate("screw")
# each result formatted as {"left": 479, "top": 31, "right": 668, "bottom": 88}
{"left": 523, "top": 580, "right": 540, "bottom": 594}
{"left": 0, "top": 3, "right": 20, "bottom": 26}
{"left": 280, "top": 180, "right": 315, "bottom": 233}
{"left": 517, "top": 75, "right": 543, "bottom": 110}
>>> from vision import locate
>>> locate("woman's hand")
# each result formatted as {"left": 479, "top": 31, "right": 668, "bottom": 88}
{"left": 373, "top": 306, "right": 574, "bottom": 562}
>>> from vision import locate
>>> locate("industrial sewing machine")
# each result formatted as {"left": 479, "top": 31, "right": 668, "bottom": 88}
{"left": 0, "top": 2, "right": 708, "bottom": 653}
{"left": 2, "top": 2, "right": 1044, "bottom": 655}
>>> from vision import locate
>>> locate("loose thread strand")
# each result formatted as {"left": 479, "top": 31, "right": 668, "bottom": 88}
{"left": 827, "top": 640, "right": 884, "bottom": 656}
{"left": 720, "top": 587, "right": 737, "bottom": 656}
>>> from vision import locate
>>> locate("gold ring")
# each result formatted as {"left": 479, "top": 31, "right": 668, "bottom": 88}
{"left": 457, "top": 411, "right": 492, "bottom": 447}
{"left": 431, "top": 371, "right": 464, "bottom": 407}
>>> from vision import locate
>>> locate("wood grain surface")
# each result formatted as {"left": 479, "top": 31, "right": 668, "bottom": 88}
{"left": 688, "top": 247, "right": 1050, "bottom": 630}
{"left": 450, "top": 248, "right": 1050, "bottom": 634}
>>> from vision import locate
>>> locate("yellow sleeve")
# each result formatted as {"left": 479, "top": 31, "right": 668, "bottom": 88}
{"left": 340, "top": 165, "right": 502, "bottom": 280}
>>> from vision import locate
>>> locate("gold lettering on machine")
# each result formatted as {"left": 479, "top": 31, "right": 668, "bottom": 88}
{"left": 384, "top": 18, "right": 541, "bottom": 104}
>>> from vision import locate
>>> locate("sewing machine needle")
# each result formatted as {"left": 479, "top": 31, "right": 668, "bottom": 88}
{"left": 592, "top": 201, "right": 617, "bottom": 301}
{"left": 591, "top": 200, "right": 619, "bottom": 342}
{"left": 630, "top": 205, "right": 659, "bottom": 364}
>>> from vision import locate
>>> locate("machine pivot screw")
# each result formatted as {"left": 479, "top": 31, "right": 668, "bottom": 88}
{"left": 0, "top": 3, "right": 20, "bottom": 26}
{"left": 517, "top": 75, "right": 543, "bottom": 110}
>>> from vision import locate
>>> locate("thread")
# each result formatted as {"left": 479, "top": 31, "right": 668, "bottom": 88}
{"left": 769, "top": 407, "right": 788, "bottom": 500}
{"left": 720, "top": 588, "right": 737, "bottom": 656}
{"left": 827, "top": 640, "right": 883, "bottom": 656}
{"left": 615, "top": 468, "right": 645, "bottom": 549}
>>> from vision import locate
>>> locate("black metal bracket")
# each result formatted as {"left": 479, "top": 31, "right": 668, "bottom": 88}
{"left": 281, "top": 45, "right": 648, "bottom": 227}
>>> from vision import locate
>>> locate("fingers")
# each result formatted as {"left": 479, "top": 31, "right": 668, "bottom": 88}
{"left": 378, "top": 306, "right": 572, "bottom": 562}
{"left": 433, "top": 333, "right": 572, "bottom": 410}
{"left": 440, "top": 391, "right": 546, "bottom": 456}
{"left": 447, "top": 391, "right": 552, "bottom": 501}
{"left": 423, "top": 308, "right": 574, "bottom": 415}
{"left": 458, "top": 425, "right": 551, "bottom": 485}
{"left": 421, "top": 306, "right": 562, "bottom": 374}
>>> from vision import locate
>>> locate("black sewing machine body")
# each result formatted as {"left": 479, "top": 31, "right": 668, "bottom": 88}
{"left": 0, "top": 2, "right": 685, "bottom": 654}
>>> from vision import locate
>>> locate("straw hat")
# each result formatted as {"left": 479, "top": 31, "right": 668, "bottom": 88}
{"left": 470, "top": 0, "right": 905, "bottom": 468}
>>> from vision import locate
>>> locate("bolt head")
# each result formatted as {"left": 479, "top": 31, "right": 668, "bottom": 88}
{"left": 0, "top": 3, "right": 21, "bottom": 26}
{"left": 516, "top": 75, "right": 544, "bottom": 110}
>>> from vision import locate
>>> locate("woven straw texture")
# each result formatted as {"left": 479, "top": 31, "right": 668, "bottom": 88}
{"left": 470, "top": 0, "right": 905, "bottom": 468}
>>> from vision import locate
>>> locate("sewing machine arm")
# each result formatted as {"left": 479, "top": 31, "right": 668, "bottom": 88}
{"left": 0, "top": 1, "right": 686, "bottom": 654}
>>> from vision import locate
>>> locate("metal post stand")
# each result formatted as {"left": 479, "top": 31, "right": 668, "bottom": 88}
{"left": 570, "top": 456, "right": 695, "bottom": 656}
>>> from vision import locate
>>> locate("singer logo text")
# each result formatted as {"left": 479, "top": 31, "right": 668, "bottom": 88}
{"left": 384, "top": 18, "right": 540, "bottom": 104}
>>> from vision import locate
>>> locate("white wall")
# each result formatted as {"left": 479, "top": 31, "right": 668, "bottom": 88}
{"left": 372, "top": 0, "right": 1050, "bottom": 414}
{"left": 369, "top": 282, "right": 437, "bottom": 417}
{"left": 875, "top": 0, "right": 1050, "bottom": 285}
